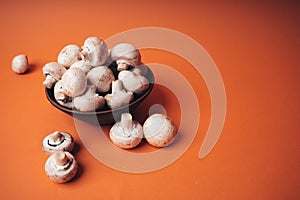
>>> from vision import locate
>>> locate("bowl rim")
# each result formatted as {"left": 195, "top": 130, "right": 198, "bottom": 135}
{"left": 45, "top": 69, "right": 155, "bottom": 115}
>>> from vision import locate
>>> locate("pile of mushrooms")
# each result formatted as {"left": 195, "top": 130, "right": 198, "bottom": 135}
{"left": 42, "top": 36, "right": 150, "bottom": 111}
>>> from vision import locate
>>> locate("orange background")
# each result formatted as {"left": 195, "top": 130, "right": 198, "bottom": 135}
{"left": 0, "top": 0, "right": 299, "bottom": 199}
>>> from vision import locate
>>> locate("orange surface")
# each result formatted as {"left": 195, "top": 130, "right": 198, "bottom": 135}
{"left": 0, "top": 0, "right": 299, "bottom": 199}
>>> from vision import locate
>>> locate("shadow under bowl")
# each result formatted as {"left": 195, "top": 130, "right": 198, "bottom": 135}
{"left": 45, "top": 69, "right": 154, "bottom": 125}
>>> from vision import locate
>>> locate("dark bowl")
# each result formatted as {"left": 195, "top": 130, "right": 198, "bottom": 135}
{"left": 45, "top": 68, "right": 154, "bottom": 125}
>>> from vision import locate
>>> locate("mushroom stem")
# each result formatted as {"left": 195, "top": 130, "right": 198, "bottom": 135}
{"left": 120, "top": 113, "right": 132, "bottom": 129}
{"left": 55, "top": 151, "right": 68, "bottom": 166}
{"left": 43, "top": 75, "right": 56, "bottom": 89}
{"left": 111, "top": 80, "right": 123, "bottom": 94}
{"left": 50, "top": 131, "right": 63, "bottom": 142}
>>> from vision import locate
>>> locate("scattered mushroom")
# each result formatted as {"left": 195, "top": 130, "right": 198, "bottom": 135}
{"left": 57, "top": 44, "right": 83, "bottom": 68}
{"left": 104, "top": 80, "right": 133, "bottom": 109}
{"left": 87, "top": 66, "right": 115, "bottom": 93}
{"left": 42, "top": 131, "right": 75, "bottom": 154}
{"left": 45, "top": 151, "right": 78, "bottom": 183}
{"left": 69, "top": 60, "right": 92, "bottom": 74}
{"left": 42, "top": 62, "right": 66, "bottom": 89}
{"left": 110, "top": 43, "right": 141, "bottom": 71}
{"left": 61, "top": 67, "right": 87, "bottom": 97}
{"left": 109, "top": 113, "right": 143, "bottom": 149}
{"left": 11, "top": 54, "right": 29, "bottom": 74}
{"left": 73, "top": 85, "right": 105, "bottom": 111}
{"left": 81, "top": 36, "right": 108, "bottom": 67}
{"left": 143, "top": 114, "right": 177, "bottom": 147}
{"left": 118, "top": 70, "right": 149, "bottom": 94}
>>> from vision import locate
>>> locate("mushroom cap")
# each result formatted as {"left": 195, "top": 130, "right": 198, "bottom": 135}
{"left": 143, "top": 114, "right": 177, "bottom": 147}
{"left": 87, "top": 66, "right": 115, "bottom": 93}
{"left": 81, "top": 36, "right": 108, "bottom": 67}
{"left": 42, "top": 62, "right": 66, "bottom": 79}
{"left": 61, "top": 68, "right": 87, "bottom": 97}
{"left": 42, "top": 131, "right": 75, "bottom": 154}
{"left": 69, "top": 60, "right": 92, "bottom": 74}
{"left": 109, "top": 117, "right": 143, "bottom": 149}
{"left": 11, "top": 54, "right": 29, "bottom": 74}
{"left": 44, "top": 151, "right": 78, "bottom": 183}
{"left": 130, "top": 63, "right": 149, "bottom": 76}
{"left": 54, "top": 80, "right": 73, "bottom": 109}
{"left": 73, "top": 85, "right": 105, "bottom": 111}
{"left": 118, "top": 70, "right": 149, "bottom": 94}
{"left": 42, "top": 62, "right": 67, "bottom": 88}
{"left": 57, "top": 44, "right": 82, "bottom": 68}
{"left": 110, "top": 43, "right": 141, "bottom": 66}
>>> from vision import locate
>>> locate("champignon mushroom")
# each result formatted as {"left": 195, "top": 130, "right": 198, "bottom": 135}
{"left": 110, "top": 43, "right": 141, "bottom": 71}
{"left": 11, "top": 54, "right": 29, "bottom": 74}
{"left": 130, "top": 63, "right": 149, "bottom": 76}
{"left": 73, "top": 85, "right": 105, "bottom": 111}
{"left": 81, "top": 36, "right": 108, "bottom": 67}
{"left": 57, "top": 44, "right": 83, "bottom": 68}
{"left": 104, "top": 80, "right": 133, "bottom": 109}
{"left": 109, "top": 113, "right": 143, "bottom": 149}
{"left": 45, "top": 151, "right": 78, "bottom": 183}
{"left": 61, "top": 68, "right": 87, "bottom": 97}
{"left": 118, "top": 70, "right": 149, "bottom": 94}
{"left": 87, "top": 66, "right": 115, "bottom": 93}
{"left": 69, "top": 60, "right": 92, "bottom": 74}
{"left": 42, "top": 131, "right": 75, "bottom": 154}
{"left": 143, "top": 114, "right": 177, "bottom": 147}
{"left": 54, "top": 80, "right": 73, "bottom": 108}
{"left": 42, "top": 62, "right": 67, "bottom": 89}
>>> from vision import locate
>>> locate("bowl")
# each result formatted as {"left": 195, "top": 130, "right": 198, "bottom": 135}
{"left": 45, "top": 68, "right": 154, "bottom": 125}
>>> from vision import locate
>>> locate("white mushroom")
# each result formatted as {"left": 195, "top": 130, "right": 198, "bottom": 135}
{"left": 54, "top": 80, "right": 73, "bottom": 108}
{"left": 61, "top": 68, "right": 87, "bottom": 97}
{"left": 11, "top": 54, "right": 29, "bottom": 74}
{"left": 87, "top": 66, "right": 115, "bottom": 93}
{"left": 104, "top": 80, "right": 134, "bottom": 109}
{"left": 118, "top": 70, "right": 149, "bottom": 94}
{"left": 143, "top": 114, "right": 177, "bottom": 147}
{"left": 57, "top": 44, "right": 83, "bottom": 68}
{"left": 73, "top": 85, "right": 105, "bottom": 111}
{"left": 110, "top": 43, "right": 141, "bottom": 71}
{"left": 69, "top": 60, "right": 92, "bottom": 74}
{"left": 42, "top": 62, "right": 66, "bottom": 89}
{"left": 45, "top": 151, "right": 78, "bottom": 183}
{"left": 109, "top": 113, "right": 143, "bottom": 149}
{"left": 42, "top": 131, "right": 75, "bottom": 154}
{"left": 130, "top": 63, "right": 149, "bottom": 76}
{"left": 81, "top": 36, "right": 108, "bottom": 67}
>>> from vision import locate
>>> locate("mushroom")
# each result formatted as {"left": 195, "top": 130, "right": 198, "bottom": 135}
{"left": 87, "top": 66, "right": 115, "bottom": 93}
{"left": 69, "top": 60, "right": 92, "bottom": 74}
{"left": 42, "top": 131, "right": 75, "bottom": 154}
{"left": 118, "top": 70, "right": 149, "bottom": 94}
{"left": 11, "top": 54, "right": 29, "bottom": 74}
{"left": 57, "top": 44, "right": 83, "bottom": 68}
{"left": 61, "top": 68, "right": 87, "bottom": 97}
{"left": 143, "top": 114, "right": 177, "bottom": 147}
{"left": 42, "top": 62, "right": 66, "bottom": 89}
{"left": 73, "top": 85, "right": 105, "bottom": 111}
{"left": 109, "top": 113, "right": 143, "bottom": 149}
{"left": 81, "top": 36, "right": 108, "bottom": 67}
{"left": 54, "top": 80, "right": 73, "bottom": 108}
{"left": 104, "top": 80, "right": 134, "bottom": 109}
{"left": 110, "top": 43, "right": 141, "bottom": 71}
{"left": 45, "top": 151, "right": 78, "bottom": 183}
{"left": 130, "top": 63, "right": 149, "bottom": 76}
